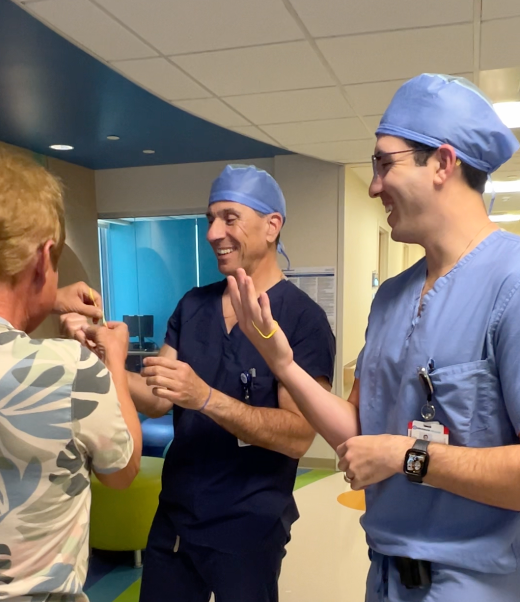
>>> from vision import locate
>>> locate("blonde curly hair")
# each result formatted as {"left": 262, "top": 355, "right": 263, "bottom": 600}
{"left": 0, "top": 151, "right": 65, "bottom": 280}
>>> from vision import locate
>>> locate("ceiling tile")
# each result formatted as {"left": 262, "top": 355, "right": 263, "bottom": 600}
{"left": 363, "top": 115, "right": 383, "bottom": 132}
{"left": 482, "top": 0, "right": 520, "bottom": 21}
{"left": 291, "top": 0, "right": 473, "bottom": 37}
{"left": 345, "top": 79, "right": 407, "bottom": 116}
{"left": 290, "top": 139, "right": 375, "bottom": 164}
{"left": 173, "top": 42, "right": 333, "bottom": 96}
{"left": 346, "top": 73, "right": 473, "bottom": 117}
{"left": 479, "top": 68, "right": 520, "bottom": 103}
{"left": 229, "top": 126, "right": 281, "bottom": 146}
{"left": 481, "top": 18, "right": 520, "bottom": 71}
{"left": 111, "top": 57, "right": 212, "bottom": 100}
{"left": 96, "top": 0, "right": 304, "bottom": 55}
{"left": 173, "top": 98, "right": 250, "bottom": 127}
{"left": 318, "top": 24, "right": 473, "bottom": 85}
{"left": 224, "top": 87, "right": 354, "bottom": 124}
{"left": 262, "top": 117, "right": 370, "bottom": 146}
{"left": 28, "top": 0, "right": 157, "bottom": 61}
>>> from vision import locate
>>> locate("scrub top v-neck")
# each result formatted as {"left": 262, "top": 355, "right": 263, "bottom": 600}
{"left": 161, "top": 278, "right": 335, "bottom": 552}
{"left": 356, "top": 230, "right": 520, "bottom": 574}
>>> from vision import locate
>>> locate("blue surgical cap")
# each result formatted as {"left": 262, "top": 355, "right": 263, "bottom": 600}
{"left": 376, "top": 74, "right": 519, "bottom": 173}
{"left": 208, "top": 164, "right": 286, "bottom": 221}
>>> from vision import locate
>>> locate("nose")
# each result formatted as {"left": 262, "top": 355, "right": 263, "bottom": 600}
{"left": 369, "top": 173, "right": 383, "bottom": 199}
{"left": 207, "top": 218, "right": 226, "bottom": 243}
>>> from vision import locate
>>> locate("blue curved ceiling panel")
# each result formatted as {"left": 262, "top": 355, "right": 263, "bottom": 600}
{"left": 0, "top": 0, "right": 291, "bottom": 169}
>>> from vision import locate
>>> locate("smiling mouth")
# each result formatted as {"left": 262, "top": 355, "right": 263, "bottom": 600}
{"left": 384, "top": 204, "right": 393, "bottom": 214}
{"left": 216, "top": 247, "right": 236, "bottom": 256}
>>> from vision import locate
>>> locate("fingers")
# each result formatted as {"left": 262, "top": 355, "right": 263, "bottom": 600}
{"left": 145, "top": 374, "right": 178, "bottom": 391}
{"left": 142, "top": 356, "right": 179, "bottom": 370}
{"left": 259, "top": 292, "right": 275, "bottom": 330}
{"left": 79, "top": 303, "right": 103, "bottom": 321}
{"left": 227, "top": 276, "right": 245, "bottom": 325}
{"left": 87, "top": 285, "right": 102, "bottom": 308}
{"left": 60, "top": 313, "right": 88, "bottom": 339}
{"left": 141, "top": 363, "right": 178, "bottom": 379}
{"left": 237, "top": 274, "right": 263, "bottom": 327}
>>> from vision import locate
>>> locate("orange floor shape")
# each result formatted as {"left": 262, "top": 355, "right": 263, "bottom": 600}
{"left": 337, "top": 489, "right": 366, "bottom": 511}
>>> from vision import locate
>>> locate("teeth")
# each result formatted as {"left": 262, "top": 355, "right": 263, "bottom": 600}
{"left": 217, "top": 248, "right": 234, "bottom": 255}
{"left": 385, "top": 205, "right": 393, "bottom": 214}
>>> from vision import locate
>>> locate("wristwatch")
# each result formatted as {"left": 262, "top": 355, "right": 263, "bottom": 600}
{"left": 403, "top": 439, "right": 430, "bottom": 483}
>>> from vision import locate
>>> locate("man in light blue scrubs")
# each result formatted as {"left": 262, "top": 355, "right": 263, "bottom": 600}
{"left": 227, "top": 74, "right": 520, "bottom": 601}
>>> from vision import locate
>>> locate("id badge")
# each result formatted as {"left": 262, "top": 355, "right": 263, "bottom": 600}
{"left": 407, "top": 420, "right": 449, "bottom": 444}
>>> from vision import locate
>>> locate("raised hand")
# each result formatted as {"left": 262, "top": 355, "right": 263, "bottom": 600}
{"left": 227, "top": 268, "right": 293, "bottom": 376}
{"left": 53, "top": 282, "right": 104, "bottom": 322}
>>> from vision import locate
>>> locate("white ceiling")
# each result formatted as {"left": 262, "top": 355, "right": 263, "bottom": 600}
{"left": 13, "top": 0, "right": 520, "bottom": 186}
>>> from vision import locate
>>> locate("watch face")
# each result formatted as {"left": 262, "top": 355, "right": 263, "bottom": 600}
{"left": 406, "top": 451, "right": 426, "bottom": 475}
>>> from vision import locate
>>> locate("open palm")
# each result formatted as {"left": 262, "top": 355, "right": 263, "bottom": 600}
{"left": 227, "top": 269, "right": 293, "bottom": 375}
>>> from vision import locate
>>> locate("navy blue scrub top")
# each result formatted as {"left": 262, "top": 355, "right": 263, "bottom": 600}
{"left": 161, "top": 279, "right": 335, "bottom": 552}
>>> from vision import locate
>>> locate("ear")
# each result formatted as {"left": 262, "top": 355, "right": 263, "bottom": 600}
{"left": 35, "top": 240, "right": 56, "bottom": 282}
{"left": 433, "top": 145, "right": 458, "bottom": 186}
{"left": 266, "top": 213, "right": 283, "bottom": 244}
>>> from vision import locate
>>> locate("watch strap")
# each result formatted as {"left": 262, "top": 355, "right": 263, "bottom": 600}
{"left": 412, "top": 439, "right": 430, "bottom": 452}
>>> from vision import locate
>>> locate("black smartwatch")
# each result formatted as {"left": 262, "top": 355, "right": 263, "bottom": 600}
{"left": 404, "top": 439, "right": 430, "bottom": 483}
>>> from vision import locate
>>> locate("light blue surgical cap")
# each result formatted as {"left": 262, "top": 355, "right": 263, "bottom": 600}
{"left": 208, "top": 164, "right": 291, "bottom": 267}
{"left": 208, "top": 164, "right": 286, "bottom": 221}
{"left": 376, "top": 73, "right": 519, "bottom": 173}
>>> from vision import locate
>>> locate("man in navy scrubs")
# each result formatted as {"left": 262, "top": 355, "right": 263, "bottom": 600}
{"left": 129, "top": 165, "right": 335, "bottom": 602}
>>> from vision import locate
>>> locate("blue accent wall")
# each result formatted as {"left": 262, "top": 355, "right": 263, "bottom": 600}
{"left": 196, "top": 218, "right": 224, "bottom": 287}
{"left": 103, "top": 217, "right": 224, "bottom": 345}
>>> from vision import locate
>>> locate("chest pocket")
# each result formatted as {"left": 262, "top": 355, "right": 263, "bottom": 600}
{"left": 250, "top": 376, "right": 278, "bottom": 409}
{"left": 429, "top": 359, "right": 499, "bottom": 446}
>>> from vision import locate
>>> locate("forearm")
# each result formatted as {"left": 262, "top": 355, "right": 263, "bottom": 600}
{"left": 276, "top": 361, "right": 360, "bottom": 449}
{"left": 425, "top": 442, "right": 520, "bottom": 511}
{"left": 127, "top": 370, "right": 173, "bottom": 418}
{"left": 98, "top": 361, "right": 142, "bottom": 488}
{"left": 203, "top": 389, "right": 313, "bottom": 459}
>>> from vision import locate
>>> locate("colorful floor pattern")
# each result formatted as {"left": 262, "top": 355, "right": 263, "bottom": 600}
{"left": 84, "top": 468, "right": 336, "bottom": 602}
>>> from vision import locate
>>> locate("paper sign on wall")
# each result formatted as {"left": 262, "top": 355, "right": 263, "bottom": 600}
{"left": 283, "top": 266, "right": 336, "bottom": 334}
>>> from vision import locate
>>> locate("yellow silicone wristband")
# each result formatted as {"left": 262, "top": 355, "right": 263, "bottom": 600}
{"left": 252, "top": 320, "right": 279, "bottom": 339}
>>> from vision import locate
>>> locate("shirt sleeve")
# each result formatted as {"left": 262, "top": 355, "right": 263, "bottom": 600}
{"left": 290, "top": 305, "right": 336, "bottom": 385}
{"left": 164, "top": 302, "right": 181, "bottom": 350}
{"left": 495, "top": 282, "right": 520, "bottom": 435}
{"left": 71, "top": 346, "right": 133, "bottom": 474}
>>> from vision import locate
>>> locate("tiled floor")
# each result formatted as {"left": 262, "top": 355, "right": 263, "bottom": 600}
{"left": 85, "top": 469, "right": 369, "bottom": 602}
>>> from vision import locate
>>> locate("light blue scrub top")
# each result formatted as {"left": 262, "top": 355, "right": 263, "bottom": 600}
{"left": 356, "top": 230, "right": 520, "bottom": 574}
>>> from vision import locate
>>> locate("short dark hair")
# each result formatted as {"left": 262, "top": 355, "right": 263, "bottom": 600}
{"left": 402, "top": 138, "right": 487, "bottom": 194}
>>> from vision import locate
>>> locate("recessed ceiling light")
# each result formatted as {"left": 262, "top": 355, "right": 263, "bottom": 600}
{"left": 493, "top": 102, "right": 520, "bottom": 129}
{"left": 142, "top": 149, "right": 155, "bottom": 154}
{"left": 49, "top": 144, "right": 74, "bottom": 151}
{"left": 107, "top": 135, "right": 120, "bottom": 141}
{"left": 485, "top": 180, "right": 520, "bottom": 194}
{"left": 489, "top": 214, "right": 520, "bottom": 223}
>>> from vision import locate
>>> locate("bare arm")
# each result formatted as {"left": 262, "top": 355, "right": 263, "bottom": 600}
{"left": 142, "top": 355, "right": 328, "bottom": 459}
{"left": 96, "top": 359, "right": 142, "bottom": 489}
{"left": 424, "top": 440, "right": 520, "bottom": 511}
{"left": 274, "top": 364, "right": 360, "bottom": 450}
{"left": 227, "top": 270, "right": 360, "bottom": 451}
{"left": 202, "top": 378, "right": 330, "bottom": 459}
{"left": 127, "top": 344, "right": 178, "bottom": 418}
{"left": 81, "top": 322, "right": 143, "bottom": 490}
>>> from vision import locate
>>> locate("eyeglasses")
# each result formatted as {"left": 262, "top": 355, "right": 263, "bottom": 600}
{"left": 371, "top": 149, "right": 416, "bottom": 178}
